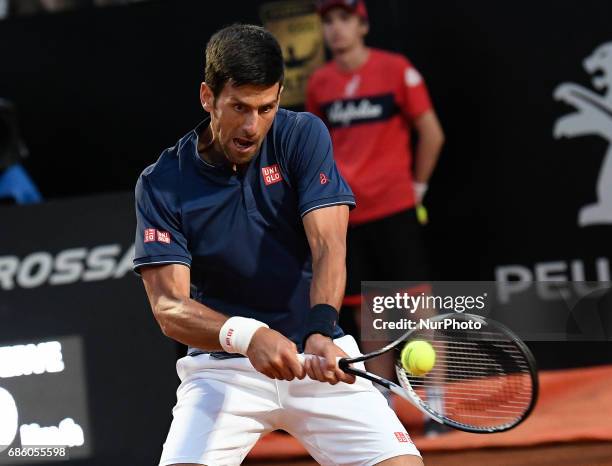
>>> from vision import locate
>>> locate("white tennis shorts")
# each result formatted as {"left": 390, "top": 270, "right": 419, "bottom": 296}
{"left": 159, "top": 335, "right": 421, "bottom": 466}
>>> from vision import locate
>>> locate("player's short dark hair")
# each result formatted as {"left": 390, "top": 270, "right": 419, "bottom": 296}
{"left": 205, "top": 24, "right": 285, "bottom": 99}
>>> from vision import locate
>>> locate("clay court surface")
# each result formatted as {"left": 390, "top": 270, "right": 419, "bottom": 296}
{"left": 245, "top": 366, "right": 612, "bottom": 466}
{"left": 247, "top": 441, "right": 612, "bottom": 466}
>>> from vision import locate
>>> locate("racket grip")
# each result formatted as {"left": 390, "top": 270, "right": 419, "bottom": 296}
{"left": 296, "top": 354, "right": 344, "bottom": 366}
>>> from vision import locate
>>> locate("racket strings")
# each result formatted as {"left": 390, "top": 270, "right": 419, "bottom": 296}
{"left": 395, "top": 326, "right": 535, "bottom": 430}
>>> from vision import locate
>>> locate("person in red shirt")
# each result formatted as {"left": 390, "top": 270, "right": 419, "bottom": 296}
{"left": 307, "top": 0, "right": 445, "bottom": 412}
{"left": 307, "top": 1, "right": 443, "bottom": 226}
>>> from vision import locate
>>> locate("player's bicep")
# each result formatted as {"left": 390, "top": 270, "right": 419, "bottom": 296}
{"left": 140, "top": 263, "right": 191, "bottom": 316}
{"left": 302, "top": 205, "right": 349, "bottom": 258}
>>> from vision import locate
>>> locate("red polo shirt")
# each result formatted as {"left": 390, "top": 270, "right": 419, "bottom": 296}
{"left": 306, "top": 48, "right": 432, "bottom": 225}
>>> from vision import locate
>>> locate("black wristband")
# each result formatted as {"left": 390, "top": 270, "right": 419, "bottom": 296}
{"left": 302, "top": 303, "right": 338, "bottom": 347}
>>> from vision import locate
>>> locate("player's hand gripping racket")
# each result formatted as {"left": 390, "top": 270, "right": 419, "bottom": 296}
{"left": 300, "top": 313, "right": 538, "bottom": 433}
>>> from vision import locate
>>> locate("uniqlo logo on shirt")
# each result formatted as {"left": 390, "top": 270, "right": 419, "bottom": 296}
{"left": 144, "top": 228, "right": 171, "bottom": 244}
{"left": 261, "top": 164, "right": 283, "bottom": 186}
{"left": 394, "top": 432, "right": 410, "bottom": 443}
{"left": 157, "top": 230, "right": 171, "bottom": 244}
{"left": 144, "top": 228, "right": 157, "bottom": 243}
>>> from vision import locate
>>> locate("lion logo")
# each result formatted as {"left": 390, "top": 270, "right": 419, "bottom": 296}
{"left": 554, "top": 41, "right": 612, "bottom": 227}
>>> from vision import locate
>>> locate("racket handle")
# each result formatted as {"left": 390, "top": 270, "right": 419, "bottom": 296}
{"left": 296, "top": 354, "right": 344, "bottom": 366}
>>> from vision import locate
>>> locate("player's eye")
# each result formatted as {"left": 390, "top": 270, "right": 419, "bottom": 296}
{"left": 260, "top": 105, "right": 273, "bottom": 114}
{"left": 234, "top": 104, "right": 244, "bottom": 113}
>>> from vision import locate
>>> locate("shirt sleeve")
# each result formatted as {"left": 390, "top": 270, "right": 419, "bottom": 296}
{"left": 133, "top": 172, "right": 192, "bottom": 274}
{"left": 289, "top": 113, "right": 356, "bottom": 217}
{"left": 397, "top": 57, "right": 433, "bottom": 121}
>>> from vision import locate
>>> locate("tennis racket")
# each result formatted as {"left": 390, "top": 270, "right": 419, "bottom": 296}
{"left": 300, "top": 312, "right": 538, "bottom": 433}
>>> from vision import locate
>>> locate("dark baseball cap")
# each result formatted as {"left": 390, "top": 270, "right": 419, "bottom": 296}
{"left": 316, "top": 0, "right": 368, "bottom": 21}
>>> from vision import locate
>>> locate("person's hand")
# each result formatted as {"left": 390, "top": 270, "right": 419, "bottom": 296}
{"left": 413, "top": 181, "right": 428, "bottom": 205}
{"left": 246, "top": 327, "right": 305, "bottom": 381}
{"left": 303, "top": 334, "right": 356, "bottom": 385}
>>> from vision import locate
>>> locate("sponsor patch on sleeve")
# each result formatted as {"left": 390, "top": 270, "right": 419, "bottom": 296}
{"left": 156, "top": 230, "right": 171, "bottom": 244}
{"left": 144, "top": 228, "right": 157, "bottom": 243}
{"left": 144, "top": 228, "right": 171, "bottom": 244}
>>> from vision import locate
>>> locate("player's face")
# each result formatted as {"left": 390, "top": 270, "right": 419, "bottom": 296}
{"left": 321, "top": 7, "right": 367, "bottom": 54}
{"left": 201, "top": 82, "right": 281, "bottom": 165}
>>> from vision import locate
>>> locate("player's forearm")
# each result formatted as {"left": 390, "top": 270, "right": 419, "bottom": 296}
{"left": 310, "top": 241, "right": 346, "bottom": 311}
{"left": 413, "top": 131, "right": 444, "bottom": 184}
{"left": 153, "top": 296, "right": 227, "bottom": 350}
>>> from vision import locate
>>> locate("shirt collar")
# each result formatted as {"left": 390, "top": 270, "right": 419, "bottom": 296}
{"left": 187, "top": 117, "right": 236, "bottom": 176}
{"left": 186, "top": 117, "right": 265, "bottom": 177}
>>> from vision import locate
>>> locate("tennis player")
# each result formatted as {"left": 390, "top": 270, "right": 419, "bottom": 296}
{"left": 133, "top": 24, "right": 423, "bottom": 466}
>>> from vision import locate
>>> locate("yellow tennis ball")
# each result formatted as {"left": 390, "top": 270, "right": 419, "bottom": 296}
{"left": 416, "top": 204, "right": 429, "bottom": 225}
{"left": 401, "top": 340, "right": 436, "bottom": 376}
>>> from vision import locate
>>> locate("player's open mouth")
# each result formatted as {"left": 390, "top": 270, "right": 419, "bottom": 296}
{"left": 233, "top": 138, "right": 255, "bottom": 152}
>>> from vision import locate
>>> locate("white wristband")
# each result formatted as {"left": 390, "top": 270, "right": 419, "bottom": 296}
{"left": 413, "top": 181, "right": 428, "bottom": 204}
{"left": 219, "top": 316, "right": 269, "bottom": 355}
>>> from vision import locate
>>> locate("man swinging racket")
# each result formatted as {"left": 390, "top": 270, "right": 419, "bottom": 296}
{"left": 133, "top": 24, "right": 423, "bottom": 466}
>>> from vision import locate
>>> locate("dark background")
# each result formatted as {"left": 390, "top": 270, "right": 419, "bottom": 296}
{"left": 0, "top": 194, "right": 178, "bottom": 465}
{"left": 1, "top": 1, "right": 611, "bottom": 463}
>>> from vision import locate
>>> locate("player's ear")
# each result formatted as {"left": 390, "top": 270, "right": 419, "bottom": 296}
{"left": 277, "top": 85, "right": 284, "bottom": 106}
{"left": 359, "top": 19, "right": 369, "bottom": 37}
{"left": 200, "top": 82, "right": 214, "bottom": 112}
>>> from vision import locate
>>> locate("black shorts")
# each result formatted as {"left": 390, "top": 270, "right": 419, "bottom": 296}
{"left": 344, "top": 208, "right": 430, "bottom": 303}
